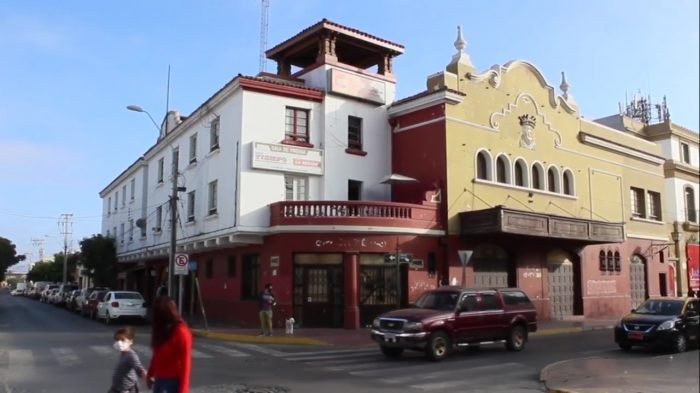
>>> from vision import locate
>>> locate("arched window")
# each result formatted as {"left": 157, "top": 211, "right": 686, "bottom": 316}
{"left": 563, "top": 170, "right": 574, "bottom": 196}
{"left": 547, "top": 167, "right": 560, "bottom": 193}
{"left": 614, "top": 251, "right": 621, "bottom": 272}
{"left": 599, "top": 250, "right": 606, "bottom": 271}
{"left": 496, "top": 155, "right": 510, "bottom": 184}
{"left": 532, "top": 164, "right": 544, "bottom": 190}
{"left": 606, "top": 251, "right": 614, "bottom": 272}
{"left": 476, "top": 151, "right": 490, "bottom": 180}
{"left": 514, "top": 159, "right": 528, "bottom": 187}
{"left": 685, "top": 187, "right": 697, "bottom": 223}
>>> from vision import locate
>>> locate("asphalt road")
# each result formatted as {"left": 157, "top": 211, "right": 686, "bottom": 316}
{"left": 1, "top": 289, "right": 694, "bottom": 393}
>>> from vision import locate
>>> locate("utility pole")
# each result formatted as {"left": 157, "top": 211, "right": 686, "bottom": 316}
{"left": 31, "top": 238, "right": 45, "bottom": 262}
{"left": 259, "top": 0, "right": 270, "bottom": 72}
{"left": 58, "top": 214, "right": 73, "bottom": 283}
{"left": 169, "top": 152, "right": 179, "bottom": 300}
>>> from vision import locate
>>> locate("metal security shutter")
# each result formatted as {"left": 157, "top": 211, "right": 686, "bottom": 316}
{"left": 473, "top": 259, "right": 509, "bottom": 288}
{"left": 630, "top": 255, "right": 647, "bottom": 309}
{"left": 548, "top": 261, "right": 574, "bottom": 319}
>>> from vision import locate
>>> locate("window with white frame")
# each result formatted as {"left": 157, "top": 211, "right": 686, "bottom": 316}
{"left": 208, "top": 180, "right": 218, "bottom": 215}
{"left": 547, "top": 167, "right": 560, "bottom": 193}
{"left": 107, "top": 197, "right": 112, "bottom": 215}
{"left": 630, "top": 187, "right": 646, "bottom": 218}
{"left": 172, "top": 147, "right": 179, "bottom": 174}
{"left": 189, "top": 133, "right": 197, "bottom": 163}
{"left": 113, "top": 226, "right": 117, "bottom": 239}
{"left": 128, "top": 219, "right": 134, "bottom": 241}
{"left": 115, "top": 191, "right": 119, "bottom": 211}
{"left": 285, "top": 107, "right": 309, "bottom": 143}
{"left": 122, "top": 185, "right": 126, "bottom": 206}
{"left": 496, "top": 156, "right": 510, "bottom": 184}
{"left": 681, "top": 142, "right": 690, "bottom": 164}
{"left": 106, "top": 229, "right": 111, "bottom": 238}
{"left": 348, "top": 116, "right": 363, "bottom": 150}
{"left": 187, "top": 191, "right": 196, "bottom": 222}
{"left": 210, "top": 117, "right": 220, "bottom": 151}
{"left": 120, "top": 223, "right": 125, "bottom": 244}
{"left": 155, "top": 206, "right": 163, "bottom": 231}
{"left": 476, "top": 151, "right": 491, "bottom": 180}
{"left": 130, "top": 178, "right": 135, "bottom": 201}
{"left": 514, "top": 160, "right": 527, "bottom": 187}
{"left": 532, "top": 164, "right": 544, "bottom": 190}
{"left": 563, "top": 170, "right": 574, "bottom": 196}
{"left": 647, "top": 191, "right": 662, "bottom": 221}
{"left": 285, "top": 175, "right": 308, "bottom": 201}
{"left": 157, "top": 158, "right": 164, "bottom": 183}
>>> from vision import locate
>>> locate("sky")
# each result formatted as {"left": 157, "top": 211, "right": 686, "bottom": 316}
{"left": 1, "top": 0, "right": 698, "bottom": 273}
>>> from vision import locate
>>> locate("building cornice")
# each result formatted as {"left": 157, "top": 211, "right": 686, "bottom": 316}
{"left": 99, "top": 158, "right": 146, "bottom": 197}
{"left": 388, "top": 89, "right": 464, "bottom": 117}
{"left": 578, "top": 132, "right": 665, "bottom": 165}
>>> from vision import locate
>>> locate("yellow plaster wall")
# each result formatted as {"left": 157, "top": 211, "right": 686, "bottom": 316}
{"left": 440, "top": 62, "right": 667, "bottom": 239}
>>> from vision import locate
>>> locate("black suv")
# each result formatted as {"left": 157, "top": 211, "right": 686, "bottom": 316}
{"left": 614, "top": 297, "right": 699, "bottom": 353}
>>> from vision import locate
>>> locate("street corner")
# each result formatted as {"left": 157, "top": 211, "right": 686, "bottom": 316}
{"left": 191, "top": 329, "right": 330, "bottom": 346}
{"left": 539, "top": 356, "right": 600, "bottom": 393}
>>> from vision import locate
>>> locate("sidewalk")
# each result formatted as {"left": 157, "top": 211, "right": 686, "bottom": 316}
{"left": 189, "top": 317, "right": 618, "bottom": 346}
{"left": 540, "top": 353, "right": 700, "bottom": 393}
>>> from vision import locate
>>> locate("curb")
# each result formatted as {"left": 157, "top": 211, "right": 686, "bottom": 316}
{"left": 531, "top": 325, "right": 613, "bottom": 337}
{"left": 191, "top": 329, "right": 330, "bottom": 346}
{"left": 539, "top": 356, "right": 600, "bottom": 393}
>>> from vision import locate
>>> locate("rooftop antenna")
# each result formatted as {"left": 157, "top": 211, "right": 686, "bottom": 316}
{"left": 166, "top": 64, "right": 171, "bottom": 114}
{"left": 259, "top": 0, "right": 270, "bottom": 73}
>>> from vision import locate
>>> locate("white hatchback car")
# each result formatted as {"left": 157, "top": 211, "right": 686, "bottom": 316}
{"left": 96, "top": 291, "right": 147, "bottom": 324}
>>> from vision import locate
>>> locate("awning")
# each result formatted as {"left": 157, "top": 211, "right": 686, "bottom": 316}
{"left": 380, "top": 173, "right": 419, "bottom": 184}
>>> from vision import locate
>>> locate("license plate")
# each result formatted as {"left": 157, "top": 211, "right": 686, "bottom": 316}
{"left": 628, "top": 331, "right": 644, "bottom": 340}
{"left": 384, "top": 334, "right": 396, "bottom": 343}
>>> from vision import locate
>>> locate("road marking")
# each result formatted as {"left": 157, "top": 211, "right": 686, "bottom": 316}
{"left": 8, "top": 350, "right": 33, "bottom": 369}
{"left": 226, "top": 342, "right": 287, "bottom": 357}
{"left": 132, "top": 344, "right": 151, "bottom": 357}
{"left": 406, "top": 363, "right": 528, "bottom": 390}
{"left": 197, "top": 343, "right": 249, "bottom": 357}
{"left": 50, "top": 347, "right": 81, "bottom": 367}
{"left": 191, "top": 348, "right": 213, "bottom": 359}
{"left": 324, "top": 360, "right": 393, "bottom": 372}
{"left": 285, "top": 351, "right": 377, "bottom": 362}
{"left": 90, "top": 345, "right": 113, "bottom": 356}
{"left": 278, "top": 347, "right": 377, "bottom": 359}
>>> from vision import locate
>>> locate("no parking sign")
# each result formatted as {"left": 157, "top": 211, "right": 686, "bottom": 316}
{"left": 174, "top": 253, "right": 189, "bottom": 275}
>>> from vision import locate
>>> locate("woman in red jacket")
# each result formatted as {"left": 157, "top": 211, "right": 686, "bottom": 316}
{"left": 147, "top": 296, "right": 192, "bottom": 393}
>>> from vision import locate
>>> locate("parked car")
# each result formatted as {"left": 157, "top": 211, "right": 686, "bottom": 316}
{"left": 40, "top": 285, "right": 59, "bottom": 302}
{"left": 55, "top": 283, "right": 79, "bottom": 307}
{"left": 96, "top": 291, "right": 147, "bottom": 324}
{"left": 83, "top": 290, "right": 109, "bottom": 319}
{"left": 614, "top": 297, "right": 700, "bottom": 353}
{"left": 370, "top": 286, "right": 538, "bottom": 360}
{"left": 65, "top": 289, "right": 82, "bottom": 311}
{"left": 10, "top": 288, "right": 24, "bottom": 296}
{"left": 74, "top": 287, "right": 109, "bottom": 314}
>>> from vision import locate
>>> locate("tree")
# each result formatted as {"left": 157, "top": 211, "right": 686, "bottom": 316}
{"left": 79, "top": 234, "right": 117, "bottom": 287}
{"left": 26, "top": 252, "right": 80, "bottom": 283}
{"left": 0, "top": 236, "right": 25, "bottom": 281}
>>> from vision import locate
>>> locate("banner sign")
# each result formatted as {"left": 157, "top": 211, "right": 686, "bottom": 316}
{"left": 251, "top": 142, "right": 323, "bottom": 175}
{"left": 687, "top": 244, "right": 699, "bottom": 291}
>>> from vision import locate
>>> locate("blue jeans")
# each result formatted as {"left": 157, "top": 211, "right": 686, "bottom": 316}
{"left": 153, "top": 378, "right": 179, "bottom": 393}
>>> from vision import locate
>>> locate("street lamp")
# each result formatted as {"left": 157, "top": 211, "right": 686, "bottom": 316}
{"left": 126, "top": 105, "right": 161, "bottom": 133}
{"left": 127, "top": 104, "right": 179, "bottom": 304}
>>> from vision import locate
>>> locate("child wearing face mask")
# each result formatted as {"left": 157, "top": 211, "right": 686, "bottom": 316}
{"left": 109, "top": 326, "right": 147, "bottom": 393}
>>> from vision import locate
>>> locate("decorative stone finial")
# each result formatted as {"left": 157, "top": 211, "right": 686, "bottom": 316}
{"left": 560, "top": 72, "right": 570, "bottom": 99}
{"left": 454, "top": 26, "right": 466, "bottom": 53}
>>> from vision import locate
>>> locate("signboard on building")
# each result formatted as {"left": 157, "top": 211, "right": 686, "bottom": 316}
{"left": 687, "top": 244, "right": 700, "bottom": 292}
{"left": 329, "top": 69, "right": 386, "bottom": 104}
{"left": 251, "top": 142, "right": 324, "bottom": 175}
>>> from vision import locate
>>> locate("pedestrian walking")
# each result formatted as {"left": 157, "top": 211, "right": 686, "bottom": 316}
{"left": 258, "top": 283, "right": 276, "bottom": 336}
{"left": 147, "top": 296, "right": 192, "bottom": 393}
{"left": 108, "top": 326, "right": 147, "bottom": 393}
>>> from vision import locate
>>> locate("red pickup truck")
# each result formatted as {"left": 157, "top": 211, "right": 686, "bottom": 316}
{"left": 371, "top": 286, "right": 538, "bottom": 360}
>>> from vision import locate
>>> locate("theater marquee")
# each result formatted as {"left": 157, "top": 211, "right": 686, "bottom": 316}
{"left": 251, "top": 142, "right": 324, "bottom": 175}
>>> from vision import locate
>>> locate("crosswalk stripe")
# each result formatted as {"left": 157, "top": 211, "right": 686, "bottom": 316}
{"left": 8, "top": 350, "right": 33, "bottom": 369}
{"left": 197, "top": 343, "right": 249, "bottom": 358}
{"left": 409, "top": 367, "right": 533, "bottom": 391}
{"left": 191, "top": 348, "right": 213, "bottom": 359}
{"left": 50, "top": 347, "right": 81, "bottom": 367}
{"left": 90, "top": 345, "right": 113, "bottom": 356}
{"left": 226, "top": 342, "right": 287, "bottom": 357}
{"left": 286, "top": 351, "right": 377, "bottom": 362}
{"left": 278, "top": 347, "right": 377, "bottom": 359}
{"left": 324, "top": 360, "right": 391, "bottom": 372}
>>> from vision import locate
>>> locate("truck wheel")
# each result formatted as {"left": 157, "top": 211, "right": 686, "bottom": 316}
{"left": 505, "top": 325, "right": 527, "bottom": 351}
{"left": 380, "top": 346, "right": 404, "bottom": 359}
{"left": 425, "top": 331, "right": 451, "bottom": 361}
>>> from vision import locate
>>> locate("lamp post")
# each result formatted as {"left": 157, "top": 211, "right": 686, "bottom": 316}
{"left": 127, "top": 105, "right": 179, "bottom": 303}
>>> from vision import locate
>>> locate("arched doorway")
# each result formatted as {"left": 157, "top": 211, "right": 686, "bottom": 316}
{"left": 472, "top": 244, "right": 510, "bottom": 288}
{"left": 630, "top": 254, "right": 648, "bottom": 309}
{"left": 547, "top": 249, "right": 575, "bottom": 320}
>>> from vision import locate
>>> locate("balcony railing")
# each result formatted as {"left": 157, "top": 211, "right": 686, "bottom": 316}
{"left": 270, "top": 200, "right": 441, "bottom": 230}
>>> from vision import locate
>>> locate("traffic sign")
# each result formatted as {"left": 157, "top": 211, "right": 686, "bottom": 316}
{"left": 174, "top": 253, "right": 189, "bottom": 275}
{"left": 458, "top": 250, "right": 473, "bottom": 267}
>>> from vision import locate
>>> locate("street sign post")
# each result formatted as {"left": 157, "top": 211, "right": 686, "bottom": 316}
{"left": 458, "top": 250, "right": 473, "bottom": 288}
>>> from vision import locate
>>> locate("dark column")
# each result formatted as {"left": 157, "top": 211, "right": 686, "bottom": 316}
{"left": 343, "top": 253, "right": 360, "bottom": 329}
{"left": 276, "top": 59, "right": 291, "bottom": 77}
